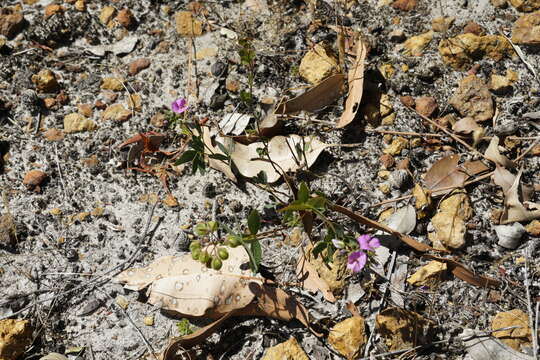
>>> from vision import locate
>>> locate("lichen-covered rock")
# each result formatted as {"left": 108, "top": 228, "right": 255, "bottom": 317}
{"left": 512, "top": 10, "right": 540, "bottom": 44}
{"left": 449, "top": 74, "right": 494, "bottom": 122}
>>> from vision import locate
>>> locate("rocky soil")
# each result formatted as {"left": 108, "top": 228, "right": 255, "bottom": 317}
{"left": 1, "top": 0, "right": 540, "bottom": 359}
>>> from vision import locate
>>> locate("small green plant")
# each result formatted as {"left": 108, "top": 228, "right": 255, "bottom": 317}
{"left": 238, "top": 38, "right": 256, "bottom": 108}
{"left": 176, "top": 318, "right": 196, "bottom": 336}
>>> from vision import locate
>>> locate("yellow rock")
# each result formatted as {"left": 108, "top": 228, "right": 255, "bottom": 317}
{"left": 126, "top": 94, "right": 142, "bottom": 112}
{"left": 431, "top": 16, "right": 455, "bottom": 32}
{"left": 195, "top": 47, "right": 217, "bottom": 60}
{"left": 376, "top": 307, "right": 435, "bottom": 351}
{"left": 75, "top": 0, "right": 86, "bottom": 11}
{"left": 116, "top": 295, "right": 129, "bottom": 310}
{"left": 299, "top": 43, "right": 338, "bottom": 84}
{"left": 0, "top": 319, "right": 33, "bottom": 360}
{"left": 32, "top": 69, "right": 60, "bottom": 93}
{"left": 378, "top": 63, "right": 395, "bottom": 79}
{"left": 410, "top": 137, "right": 422, "bottom": 147}
{"left": 328, "top": 317, "right": 367, "bottom": 359}
{"left": 261, "top": 337, "right": 309, "bottom": 360}
{"left": 91, "top": 207, "right": 105, "bottom": 216}
{"left": 175, "top": 11, "right": 203, "bottom": 37}
{"left": 489, "top": 74, "right": 512, "bottom": 93}
{"left": 49, "top": 208, "right": 62, "bottom": 216}
{"left": 163, "top": 193, "right": 179, "bottom": 207}
{"left": 380, "top": 94, "right": 393, "bottom": 117}
{"left": 412, "top": 183, "right": 431, "bottom": 219}
{"left": 381, "top": 112, "right": 396, "bottom": 125}
{"left": 378, "top": 207, "right": 395, "bottom": 222}
{"left": 63, "top": 113, "right": 96, "bottom": 133}
{"left": 99, "top": 6, "right": 116, "bottom": 26}
{"left": 407, "top": 260, "right": 447, "bottom": 286}
{"left": 492, "top": 309, "right": 532, "bottom": 350}
{"left": 143, "top": 315, "right": 154, "bottom": 326}
{"left": 509, "top": 0, "right": 540, "bottom": 12}
{"left": 102, "top": 104, "right": 131, "bottom": 122}
{"left": 383, "top": 137, "right": 408, "bottom": 155}
{"left": 101, "top": 77, "right": 124, "bottom": 91}
{"left": 439, "top": 33, "right": 514, "bottom": 69}
{"left": 525, "top": 219, "right": 540, "bottom": 235}
{"left": 429, "top": 192, "right": 472, "bottom": 249}
{"left": 378, "top": 170, "right": 391, "bottom": 179}
{"left": 402, "top": 31, "right": 434, "bottom": 56}
{"left": 379, "top": 182, "right": 391, "bottom": 194}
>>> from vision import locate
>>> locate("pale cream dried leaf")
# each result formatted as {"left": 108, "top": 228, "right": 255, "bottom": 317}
{"left": 493, "top": 165, "right": 515, "bottom": 194}
{"left": 115, "top": 246, "right": 249, "bottom": 291}
{"left": 230, "top": 135, "right": 328, "bottom": 183}
{"left": 296, "top": 254, "right": 336, "bottom": 302}
{"left": 275, "top": 74, "right": 345, "bottom": 114}
{"left": 202, "top": 126, "right": 237, "bottom": 182}
{"left": 147, "top": 273, "right": 259, "bottom": 318}
{"left": 452, "top": 117, "right": 481, "bottom": 134}
{"left": 500, "top": 169, "right": 540, "bottom": 224}
{"left": 337, "top": 37, "right": 367, "bottom": 128}
{"left": 424, "top": 154, "right": 468, "bottom": 196}
{"left": 484, "top": 136, "right": 514, "bottom": 168}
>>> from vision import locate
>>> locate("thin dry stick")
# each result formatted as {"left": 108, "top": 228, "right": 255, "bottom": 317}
{"left": 97, "top": 288, "right": 158, "bottom": 360}
{"left": 365, "top": 128, "right": 446, "bottom": 138}
{"left": 524, "top": 243, "right": 538, "bottom": 358}
{"left": 514, "top": 137, "right": 540, "bottom": 162}
{"left": 363, "top": 251, "right": 397, "bottom": 357}
{"left": 369, "top": 171, "right": 494, "bottom": 208}
{"left": 53, "top": 143, "right": 69, "bottom": 201}
{"left": 407, "top": 106, "right": 489, "bottom": 160}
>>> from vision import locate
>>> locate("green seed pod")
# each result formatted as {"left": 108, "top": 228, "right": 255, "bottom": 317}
{"left": 191, "top": 248, "right": 201, "bottom": 260}
{"left": 194, "top": 223, "right": 208, "bottom": 236}
{"left": 189, "top": 240, "right": 201, "bottom": 252}
{"left": 211, "top": 257, "right": 223, "bottom": 270}
{"left": 227, "top": 235, "right": 240, "bottom": 248}
{"left": 199, "top": 250, "right": 210, "bottom": 264}
{"left": 217, "top": 247, "right": 229, "bottom": 260}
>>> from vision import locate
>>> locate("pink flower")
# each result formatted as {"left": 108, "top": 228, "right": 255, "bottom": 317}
{"left": 347, "top": 251, "right": 367, "bottom": 273}
{"left": 357, "top": 234, "right": 380, "bottom": 251}
{"left": 171, "top": 98, "right": 188, "bottom": 114}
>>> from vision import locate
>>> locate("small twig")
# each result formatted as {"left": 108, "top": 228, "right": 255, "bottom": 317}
{"left": 369, "top": 171, "right": 494, "bottom": 208}
{"left": 97, "top": 288, "right": 158, "bottom": 360}
{"left": 407, "top": 106, "right": 488, "bottom": 160}
{"left": 53, "top": 143, "right": 69, "bottom": 201}
{"left": 524, "top": 243, "right": 538, "bottom": 358}
{"left": 365, "top": 128, "right": 446, "bottom": 138}
{"left": 499, "top": 30, "right": 538, "bottom": 79}
{"left": 514, "top": 137, "right": 540, "bottom": 162}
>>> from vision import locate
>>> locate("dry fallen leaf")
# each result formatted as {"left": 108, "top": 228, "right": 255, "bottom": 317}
{"left": 115, "top": 246, "right": 256, "bottom": 318}
{"left": 452, "top": 117, "right": 481, "bottom": 134}
{"left": 219, "top": 113, "right": 251, "bottom": 135}
{"left": 494, "top": 168, "right": 540, "bottom": 224}
{"left": 275, "top": 73, "right": 345, "bottom": 114}
{"left": 407, "top": 260, "right": 447, "bottom": 287}
{"left": 336, "top": 36, "right": 367, "bottom": 128}
{"left": 202, "top": 127, "right": 237, "bottom": 182}
{"left": 424, "top": 154, "right": 468, "bottom": 196}
{"left": 296, "top": 253, "right": 336, "bottom": 302}
{"left": 230, "top": 135, "right": 328, "bottom": 183}
{"left": 462, "top": 328, "right": 534, "bottom": 360}
{"left": 484, "top": 136, "right": 515, "bottom": 168}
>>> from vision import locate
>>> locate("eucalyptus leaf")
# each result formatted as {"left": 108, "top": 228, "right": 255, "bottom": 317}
{"left": 248, "top": 209, "right": 261, "bottom": 235}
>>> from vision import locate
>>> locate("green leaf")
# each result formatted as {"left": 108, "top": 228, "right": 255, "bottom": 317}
{"left": 216, "top": 141, "right": 230, "bottom": 156}
{"left": 208, "top": 153, "right": 229, "bottom": 161}
{"left": 312, "top": 241, "right": 327, "bottom": 259}
{"left": 306, "top": 196, "right": 327, "bottom": 211}
{"left": 279, "top": 200, "right": 311, "bottom": 212}
{"left": 298, "top": 182, "right": 309, "bottom": 202}
{"left": 250, "top": 239, "right": 262, "bottom": 273}
{"left": 247, "top": 209, "right": 261, "bottom": 235}
{"left": 175, "top": 150, "right": 197, "bottom": 165}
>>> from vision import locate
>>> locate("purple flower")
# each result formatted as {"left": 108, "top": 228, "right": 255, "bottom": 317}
{"left": 171, "top": 98, "right": 188, "bottom": 114}
{"left": 347, "top": 251, "right": 367, "bottom": 273}
{"left": 357, "top": 234, "right": 380, "bottom": 251}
